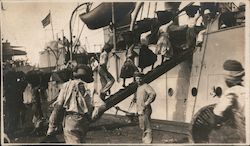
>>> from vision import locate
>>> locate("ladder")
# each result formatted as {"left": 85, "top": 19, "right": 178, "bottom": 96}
{"left": 98, "top": 49, "right": 193, "bottom": 115}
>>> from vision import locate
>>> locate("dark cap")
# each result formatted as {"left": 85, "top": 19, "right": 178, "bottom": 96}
{"left": 223, "top": 60, "right": 244, "bottom": 71}
{"left": 73, "top": 64, "right": 94, "bottom": 83}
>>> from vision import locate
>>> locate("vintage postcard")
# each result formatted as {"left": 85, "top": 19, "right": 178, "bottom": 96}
{"left": 1, "top": 0, "right": 249, "bottom": 145}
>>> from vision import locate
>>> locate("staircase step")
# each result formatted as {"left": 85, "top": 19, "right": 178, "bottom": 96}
{"left": 100, "top": 50, "right": 193, "bottom": 114}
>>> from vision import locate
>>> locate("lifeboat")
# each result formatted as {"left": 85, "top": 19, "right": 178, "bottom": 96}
{"left": 79, "top": 2, "right": 136, "bottom": 29}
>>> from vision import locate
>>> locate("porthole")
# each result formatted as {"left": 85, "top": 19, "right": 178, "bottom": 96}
{"left": 168, "top": 88, "right": 174, "bottom": 97}
{"left": 191, "top": 87, "right": 198, "bottom": 96}
{"left": 215, "top": 87, "right": 222, "bottom": 97}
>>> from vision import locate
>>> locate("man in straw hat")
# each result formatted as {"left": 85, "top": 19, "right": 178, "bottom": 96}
{"left": 213, "top": 59, "right": 245, "bottom": 142}
{"left": 134, "top": 71, "right": 156, "bottom": 144}
{"left": 196, "top": 8, "right": 216, "bottom": 47}
{"left": 47, "top": 64, "right": 98, "bottom": 143}
{"left": 183, "top": 3, "right": 201, "bottom": 50}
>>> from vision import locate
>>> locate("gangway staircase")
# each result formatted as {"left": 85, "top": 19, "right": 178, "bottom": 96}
{"left": 99, "top": 49, "right": 194, "bottom": 115}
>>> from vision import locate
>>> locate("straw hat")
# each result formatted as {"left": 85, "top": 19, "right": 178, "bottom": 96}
{"left": 204, "top": 9, "right": 211, "bottom": 15}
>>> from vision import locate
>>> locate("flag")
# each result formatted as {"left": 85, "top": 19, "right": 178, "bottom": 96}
{"left": 41, "top": 12, "right": 51, "bottom": 28}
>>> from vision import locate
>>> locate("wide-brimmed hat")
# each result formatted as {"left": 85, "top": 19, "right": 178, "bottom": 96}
{"left": 73, "top": 64, "right": 94, "bottom": 83}
{"left": 223, "top": 60, "right": 244, "bottom": 71}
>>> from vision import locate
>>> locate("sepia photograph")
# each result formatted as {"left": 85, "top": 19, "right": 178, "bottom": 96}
{"left": 1, "top": 0, "right": 249, "bottom": 145}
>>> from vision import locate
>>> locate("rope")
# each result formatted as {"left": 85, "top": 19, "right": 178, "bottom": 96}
{"left": 140, "top": 3, "right": 144, "bottom": 20}
{"left": 191, "top": 22, "right": 211, "bottom": 117}
{"left": 147, "top": 2, "right": 151, "bottom": 18}
{"left": 114, "top": 106, "right": 136, "bottom": 116}
{"left": 154, "top": 2, "right": 157, "bottom": 18}
{"left": 73, "top": 24, "right": 85, "bottom": 53}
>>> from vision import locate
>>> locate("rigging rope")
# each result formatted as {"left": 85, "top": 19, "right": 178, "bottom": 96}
{"left": 154, "top": 2, "right": 157, "bottom": 18}
{"left": 147, "top": 2, "right": 151, "bottom": 18}
{"left": 72, "top": 24, "right": 85, "bottom": 53}
{"left": 191, "top": 22, "right": 211, "bottom": 117}
{"left": 140, "top": 3, "right": 144, "bottom": 20}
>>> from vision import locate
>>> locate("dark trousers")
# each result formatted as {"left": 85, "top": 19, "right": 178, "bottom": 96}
{"left": 138, "top": 106, "right": 153, "bottom": 144}
{"left": 98, "top": 65, "right": 115, "bottom": 95}
{"left": 186, "top": 27, "right": 196, "bottom": 49}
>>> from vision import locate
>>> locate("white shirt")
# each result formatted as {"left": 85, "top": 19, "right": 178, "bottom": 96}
{"left": 55, "top": 79, "right": 92, "bottom": 115}
{"left": 136, "top": 83, "right": 156, "bottom": 115}
{"left": 99, "top": 51, "right": 108, "bottom": 66}
{"left": 214, "top": 85, "right": 245, "bottom": 117}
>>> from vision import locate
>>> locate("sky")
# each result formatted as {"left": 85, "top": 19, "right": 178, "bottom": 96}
{"left": 1, "top": 1, "right": 188, "bottom": 66}
{"left": 3, "top": 1, "right": 241, "bottom": 66}
{"left": 1, "top": 1, "right": 104, "bottom": 65}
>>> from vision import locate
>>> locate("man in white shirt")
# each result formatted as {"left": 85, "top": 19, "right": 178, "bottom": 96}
{"left": 184, "top": 5, "right": 201, "bottom": 50}
{"left": 98, "top": 43, "right": 115, "bottom": 100}
{"left": 134, "top": 71, "right": 156, "bottom": 144}
{"left": 213, "top": 60, "right": 245, "bottom": 142}
{"left": 47, "top": 64, "right": 103, "bottom": 143}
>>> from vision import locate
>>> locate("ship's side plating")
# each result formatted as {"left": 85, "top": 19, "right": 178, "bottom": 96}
{"left": 102, "top": 24, "right": 244, "bottom": 123}
{"left": 186, "top": 25, "right": 245, "bottom": 122}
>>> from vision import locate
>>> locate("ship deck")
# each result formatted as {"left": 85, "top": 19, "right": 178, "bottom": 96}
{"left": 8, "top": 114, "right": 190, "bottom": 144}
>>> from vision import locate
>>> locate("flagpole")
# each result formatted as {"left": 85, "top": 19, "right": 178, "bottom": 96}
{"left": 62, "top": 29, "right": 64, "bottom": 38}
{"left": 49, "top": 10, "right": 55, "bottom": 40}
